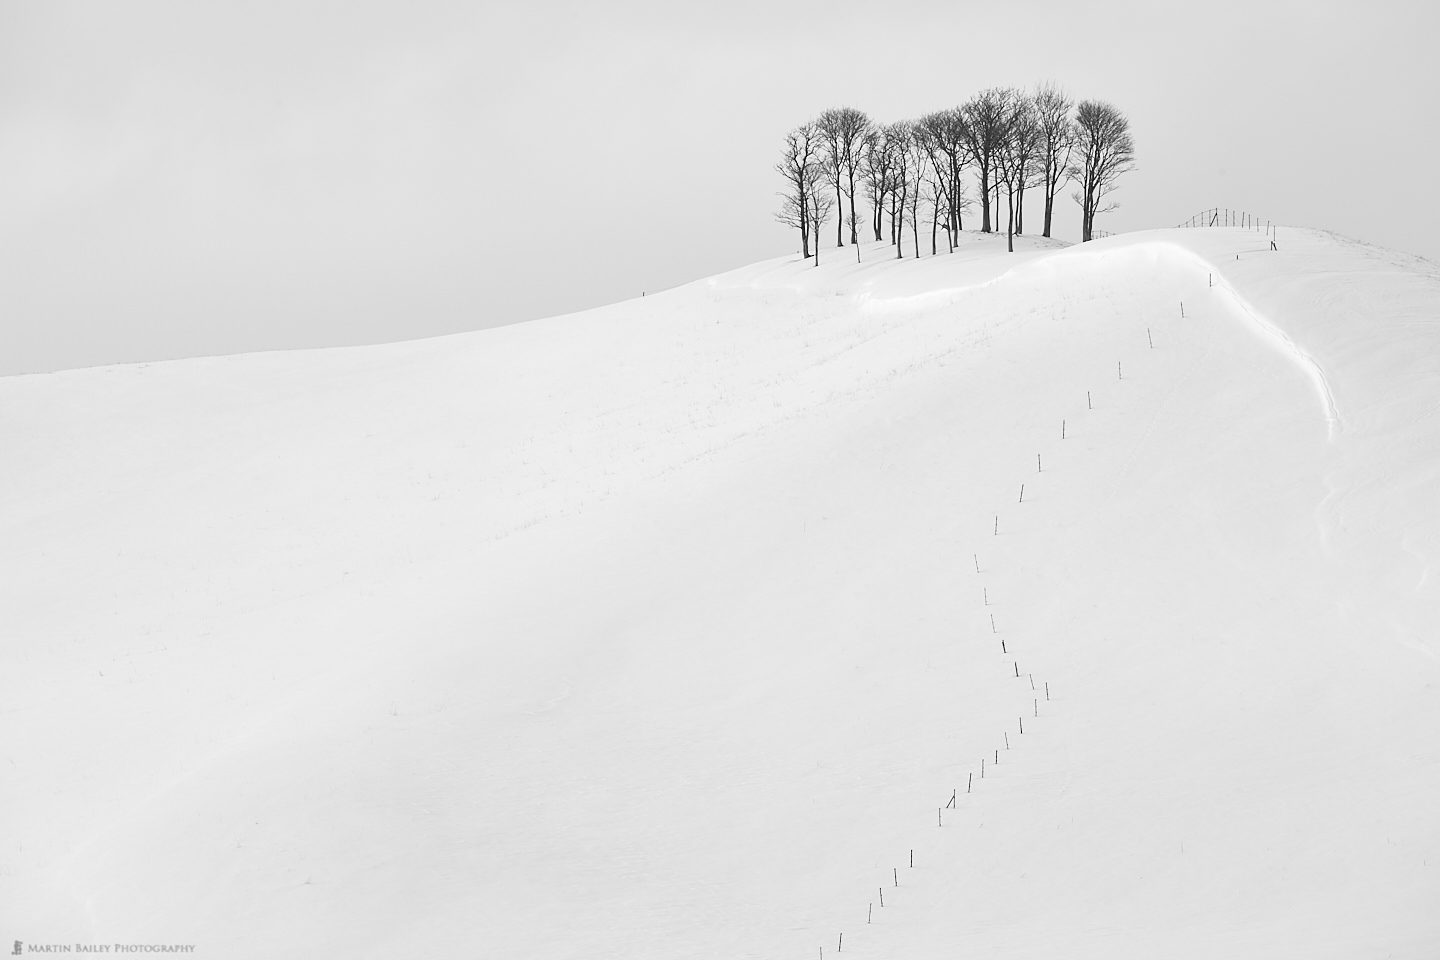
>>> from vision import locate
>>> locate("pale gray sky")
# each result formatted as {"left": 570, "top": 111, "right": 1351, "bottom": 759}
{"left": 2, "top": 0, "right": 1435, "bottom": 375}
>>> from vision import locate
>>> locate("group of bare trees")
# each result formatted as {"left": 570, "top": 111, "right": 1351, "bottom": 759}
{"left": 775, "top": 86, "right": 1135, "bottom": 262}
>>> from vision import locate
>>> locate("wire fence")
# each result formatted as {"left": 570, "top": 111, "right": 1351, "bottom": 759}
{"left": 1177, "top": 207, "right": 1277, "bottom": 237}
{"left": 1087, "top": 209, "right": 1277, "bottom": 243}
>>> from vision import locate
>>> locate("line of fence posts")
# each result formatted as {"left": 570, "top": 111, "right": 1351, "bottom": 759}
{"left": 818, "top": 200, "right": 1217, "bottom": 960}
{"left": 1177, "top": 207, "right": 1278, "bottom": 241}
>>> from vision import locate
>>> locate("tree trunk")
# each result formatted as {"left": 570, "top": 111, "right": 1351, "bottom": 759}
{"left": 847, "top": 171, "right": 860, "bottom": 245}
{"left": 1016, "top": 181, "right": 1025, "bottom": 235}
{"left": 893, "top": 190, "right": 904, "bottom": 258}
{"left": 931, "top": 206, "right": 938, "bottom": 255}
{"left": 1082, "top": 177, "right": 1097, "bottom": 241}
{"left": 1006, "top": 187, "right": 1015, "bottom": 253}
{"left": 1042, "top": 184, "right": 1055, "bottom": 238}
{"left": 980, "top": 165, "right": 991, "bottom": 232}
{"left": 835, "top": 182, "right": 844, "bottom": 247}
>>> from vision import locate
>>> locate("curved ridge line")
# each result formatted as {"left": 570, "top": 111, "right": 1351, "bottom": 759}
{"left": 1167, "top": 243, "right": 1343, "bottom": 441}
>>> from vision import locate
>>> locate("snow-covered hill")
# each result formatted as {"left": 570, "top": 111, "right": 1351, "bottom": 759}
{"left": 3, "top": 227, "right": 1437, "bottom": 959}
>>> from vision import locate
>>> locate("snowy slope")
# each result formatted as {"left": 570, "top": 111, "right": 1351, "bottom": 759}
{"left": 2, "top": 228, "right": 1437, "bottom": 959}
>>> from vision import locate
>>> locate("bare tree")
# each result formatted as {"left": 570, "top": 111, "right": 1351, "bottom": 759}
{"left": 817, "top": 107, "right": 874, "bottom": 247}
{"left": 882, "top": 122, "right": 916, "bottom": 258}
{"left": 913, "top": 118, "right": 943, "bottom": 250}
{"left": 916, "top": 107, "right": 971, "bottom": 250}
{"left": 860, "top": 125, "right": 902, "bottom": 242}
{"left": 1014, "top": 133, "right": 1045, "bottom": 236}
{"left": 994, "top": 89, "right": 1041, "bottom": 253}
{"left": 962, "top": 88, "right": 1010, "bottom": 233}
{"left": 1033, "top": 82, "right": 1075, "bottom": 238}
{"left": 1069, "top": 100, "right": 1136, "bottom": 241}
{"left": 774, "top": 121, "right": 825, "bottom": 259}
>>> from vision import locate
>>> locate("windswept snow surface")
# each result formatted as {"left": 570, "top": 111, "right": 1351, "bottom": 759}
{"left": 3, "top": 228, "right": 1438, "bottom": 958}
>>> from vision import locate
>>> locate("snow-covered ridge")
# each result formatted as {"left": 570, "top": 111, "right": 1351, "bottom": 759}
{"left": 2, "top": 227, "right": 1437, "bottom": 960}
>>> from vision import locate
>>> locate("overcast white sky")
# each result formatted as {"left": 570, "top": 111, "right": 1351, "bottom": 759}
{"left": 2, "top": 0, "right": 1435, "bottom": 375}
